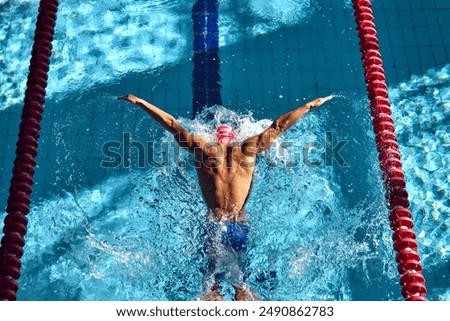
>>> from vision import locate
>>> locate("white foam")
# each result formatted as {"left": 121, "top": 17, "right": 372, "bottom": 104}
{"left": 13, "top": 105, "right": 356, "bottom": 300}
{"left": 249, "top": 0, "right": 315, "bottom": 26}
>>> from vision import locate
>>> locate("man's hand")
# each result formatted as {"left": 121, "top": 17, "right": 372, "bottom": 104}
{"left": 306, "top": 95, "right": 333, "bottom": 110}
{"left": 117, "top": 94, "right": 140, "bottom": 104}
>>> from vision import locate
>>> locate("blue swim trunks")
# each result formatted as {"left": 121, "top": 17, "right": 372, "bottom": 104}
{"left": 206, "top": 221, "right": 249, "bottom": 252}
{"left": 203, "top": 221, "right": 249, "bottom": 282}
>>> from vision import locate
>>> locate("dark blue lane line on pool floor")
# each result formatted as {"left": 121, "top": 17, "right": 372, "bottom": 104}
{"left": 192, "top": 0, "right": 222, "bottom": 117}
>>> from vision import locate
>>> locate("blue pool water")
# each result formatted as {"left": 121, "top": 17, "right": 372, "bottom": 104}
{"left": 0, "top": 0, "right": 449, "bottom": 300}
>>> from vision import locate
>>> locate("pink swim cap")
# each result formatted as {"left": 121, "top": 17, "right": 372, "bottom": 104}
{"left": 216, "top": 124, "right": 236, "bottom": 144}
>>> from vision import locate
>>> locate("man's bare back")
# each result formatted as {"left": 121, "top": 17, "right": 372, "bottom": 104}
{"left": 194, "top": 142, "right": 255, "bottom": 222}
{"left": 118, "top": 93, "right": 333, "bottom": 300}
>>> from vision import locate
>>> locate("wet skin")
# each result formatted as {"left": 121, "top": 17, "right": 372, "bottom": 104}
{"left": 118, "top": 93, "right": 333, "bottom": 300}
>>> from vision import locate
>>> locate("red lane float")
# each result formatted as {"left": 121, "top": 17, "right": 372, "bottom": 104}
{"left": 0, "top": 0, "right": 59, "bottom": 301}
{"left": 352, "top": 0, "right": 427, "bottom": 300}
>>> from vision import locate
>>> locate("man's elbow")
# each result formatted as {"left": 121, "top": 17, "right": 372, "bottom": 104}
{"left": 272, "top": 120, "right": 287, "bottom": 134}
{"left": 160, "top": 116, "right": 178, "bottom": 133}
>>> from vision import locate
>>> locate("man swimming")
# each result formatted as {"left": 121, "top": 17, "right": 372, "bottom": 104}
{"left": 118, "top": 94, "right": 333, "bottom": 300}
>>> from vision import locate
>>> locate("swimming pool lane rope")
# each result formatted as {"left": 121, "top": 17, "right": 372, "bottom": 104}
{"left": 0, "top": 0, "right": 59, "bottom": 301}
{"left": 352, "top": 0, "right": 427, "bottom": 301}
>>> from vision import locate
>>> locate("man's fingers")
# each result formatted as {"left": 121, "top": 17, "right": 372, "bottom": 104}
{"left": 321, "top": 95, "right": 334, "bottom": 103}
{"left": 118, "top": 94, "right": 139, "bottom": 104}
{"left": 308, "top": 95, "right": 334, "bottom": 109}
{"left": 316, "top": 95, "right": 334, "bottom": 106}
{"left": 316, "top": 95, "right": 333, "bottom": 106}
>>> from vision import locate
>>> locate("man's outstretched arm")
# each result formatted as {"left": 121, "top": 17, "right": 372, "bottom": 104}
{"left": 242, "top": 95, "right": 333, "bottom": 155}
{"left": 118, "top": 94, "right": 206, "bottom": 151}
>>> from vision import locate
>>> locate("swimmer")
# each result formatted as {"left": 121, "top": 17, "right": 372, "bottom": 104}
{"left": 118, "top": 94, "right": 333, "bottom": 300}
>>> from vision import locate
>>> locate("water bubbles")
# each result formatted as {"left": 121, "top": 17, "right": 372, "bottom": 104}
{"left": 436, "top": 68, "right": 450, "bottom": 81}
{"left": 251, "top": 22, "right": 278, "bottom": 36}
{"left": 424, "top": 152, "right": 443, "bottom": 172}
{"left": 330, "top": 92, "right": 347, "bottom": 99}
{"left": 249, "top": 0, "right": 314, "bottom": 26}
{"left": 90, "top": 189, "right": 102, "bottom": 202}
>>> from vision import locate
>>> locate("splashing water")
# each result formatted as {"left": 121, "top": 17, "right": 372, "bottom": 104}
{"left": 14, "top": 104, "right": 396, "bottom": 300}
{"left": 330, "top": 93, "right": 347, "bottom": 99}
